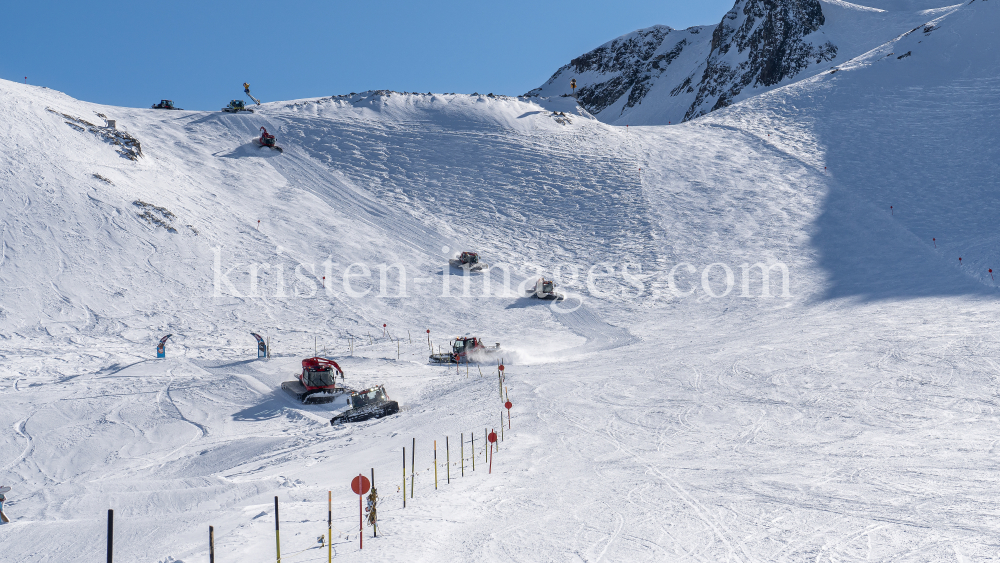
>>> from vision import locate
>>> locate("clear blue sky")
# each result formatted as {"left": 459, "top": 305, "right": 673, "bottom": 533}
{"left": 2, "top": 0, "right": 735, "bottom": 111}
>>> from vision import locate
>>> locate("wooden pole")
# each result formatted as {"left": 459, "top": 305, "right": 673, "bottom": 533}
{"left": 274, "top": 496, "right": 281, "bottom": 563}
{"left": 500, "top": 410, "right": 504, "bottom": 441}
{"left": 402, "top": 447, "right": 406, "bottom": 508}
{"left": 328, "top": 491, "right": 332, "bottom": 562}
{"left": 434, "top": 440, "right": 438, "bottom": 489}
{"left": 371, "top": 468, "right": 376, "bottom": 537}
{"left": 471, "top": 432, "right": 475, "bottom": 471}
{"left": 411, "top": 438, "right": 415, "bottom": 499}
{"left": 461, "top": 433, "right": 465, "bottom": 476}
{"left": 446, "top": 436, "right": 450, "bottom": 484}
{"left": 107, "top": 509, "right": 113, "bottom": 563}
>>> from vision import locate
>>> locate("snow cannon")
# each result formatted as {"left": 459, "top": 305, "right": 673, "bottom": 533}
{"left": 527, "top": 277, "right": 564, "bottom": 301}
{"left": 282, "top": 357, "right": 345, "bottom": 404}
{"left": 330, "top": 385, "right": 400, "bottom": 424}
{"left": 449, "top": 251, "right": 489, "bottom": 272}
{"left": 429, "top": 336, "right": 501, "bottom": 364}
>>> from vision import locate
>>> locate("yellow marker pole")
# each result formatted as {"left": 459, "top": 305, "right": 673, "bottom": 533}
{"left": 327, "top": 491, "right": 332, "bottom": 563}
{"left": 274, "top": 496, "right": 281, "bottom": 563}
{"left": 434, "top": 440, "right": 438, "bottom": 489}
{"left": 461, "top": 433, "right": 465, "bottom": 476}
{"left": 446, "top": 436, "right": 450, "bottom": 484}
{"left": 402, "top": 447, "right": 407, "bottom": 508}
{"left": 411, "top": 438, "right": 415, "bottom": 499}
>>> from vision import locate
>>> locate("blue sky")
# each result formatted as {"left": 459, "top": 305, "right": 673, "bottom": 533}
{"left": 2, "top": 0, "right": 735, "bottom": 111}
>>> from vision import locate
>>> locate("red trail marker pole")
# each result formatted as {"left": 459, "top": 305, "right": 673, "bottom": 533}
{"left": 990, "top": 269, "right": 994, "bottom": 281}
{"left": 933, "top": 238, "right": 936, "bottom": 248}
{"left": 488, "top": 430, "right": 497, "bottom": 473}
{"left": 351, "top": 474, "right": 371, "bottom": 549}
{"left": 959, "top": 257, "right": 963, "bottom": 266}
{"left": 890, "top": 205, "right": 893, "bottom": 215}
{"left": 505, "top": 400, "right": 512, "bottom": 429}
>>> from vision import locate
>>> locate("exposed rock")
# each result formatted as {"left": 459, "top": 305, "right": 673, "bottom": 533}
{"left": 527, "top": 0, "right": 840, "bottom": 125}
{"left": 685, "top": 0, "right": 837, "bottom": 120}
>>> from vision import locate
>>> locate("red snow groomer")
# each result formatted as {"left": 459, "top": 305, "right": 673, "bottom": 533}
{"left": 256, "top": 126, "right": 283, "bottom": 152}
{"left": 281, "top": 357, "right": 344, "bottom": 404}
{"left": 429, "top": 336, "right": 501, "bottom": 364}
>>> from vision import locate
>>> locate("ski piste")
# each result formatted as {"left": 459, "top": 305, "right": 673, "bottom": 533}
{"left": 2, "top": 0, "right": 999, "bottom": 559}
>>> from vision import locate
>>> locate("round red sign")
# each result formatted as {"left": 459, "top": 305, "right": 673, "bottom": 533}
{"left": 351, "top": 475, "right": 371, "bottom": 495}
{"left": 504, "top": 401, "right": 512, "bottom": 410}
{"left": 488, "top": 431, "right": 497, "bottom": 443}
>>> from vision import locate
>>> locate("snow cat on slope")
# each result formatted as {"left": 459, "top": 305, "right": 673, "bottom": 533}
{"left": 282, "top": 357, "right": 345, "bottom": 404}
{"left": 449, "top": 251, "right": 488, "bottom": 272}
{"left": 330, "top": 385, "right": 400, "bottom": 424}
{"left": 255, "top": 126, "right": 283, "bottom": 152}
{"left": 527, "top": 277, "right": 564, "bottom": 301}
{"left": 222, "top": 100, "right": 254, "bottom": 113}
{"left": 151, "top": 100, "right": 182, "bottom": 110}
{"left": 429, "top": 336, "right": 501, "bottom": 364}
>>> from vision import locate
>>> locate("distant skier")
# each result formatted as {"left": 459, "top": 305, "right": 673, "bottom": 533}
{"left": 0, "top": 487, "right": 10, "bottom": 524}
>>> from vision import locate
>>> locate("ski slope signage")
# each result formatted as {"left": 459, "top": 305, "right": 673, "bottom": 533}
{"left": 156, "top": 334, "right": 172, "bottom": 358}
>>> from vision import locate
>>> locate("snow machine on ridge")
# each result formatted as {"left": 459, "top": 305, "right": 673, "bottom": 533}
{"left": 527, "top": 277, "right": 564, "bottom": 300}
{"left": 151, "top": 100, "right": 182, "bottom": 110}
{"left": 282, "top": 357, "right": 345, "bottom": 404}
{"left": 429, "top": 336, "right": 501, "bottom": 364}
{"left": 255, "top": 126, "right": 283, "bottom": 152}
{"left": 449, "top": 251, "right": 488, "bottom": 272}
{"left": 222, "top": 100, "right": 254, "bottom": 113}
{"left": 330, "top": 385, "right": 400, "bottom": 424}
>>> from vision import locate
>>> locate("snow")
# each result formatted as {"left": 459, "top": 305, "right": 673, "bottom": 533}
{"left": 3, "top": 0, "right": 1000, "bottom": 560}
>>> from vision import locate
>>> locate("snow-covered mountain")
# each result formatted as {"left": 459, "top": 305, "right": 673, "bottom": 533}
{"left": 528, "top": 0, "right": 963, "bottom": 124}
{"left": 2, "top": 0, "right": 1000, "bottom": 560}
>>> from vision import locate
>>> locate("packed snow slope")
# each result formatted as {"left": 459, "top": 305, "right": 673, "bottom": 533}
{"left": 3, "top": 1, "right": 1000, "bottom": 561}
{"left": 528, "top": 0, "right": 964, "bottom": 125}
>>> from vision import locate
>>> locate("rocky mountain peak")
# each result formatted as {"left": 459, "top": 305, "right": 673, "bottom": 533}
{"left": 527, "top": 0, "right": 839, "bottom": 125}
{"left": 687, "top": 0, "right": 836, "bottom": 119}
